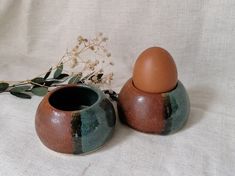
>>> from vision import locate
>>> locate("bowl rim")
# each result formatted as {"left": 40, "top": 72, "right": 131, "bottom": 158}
{"left": 129, "top": 78, "right": 180, "bottom": 95}
{"left": 45, "top": 84, "right": 104, "bottom": 113}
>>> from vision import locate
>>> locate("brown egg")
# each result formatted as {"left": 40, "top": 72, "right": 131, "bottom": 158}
{"left": 133, "top": 47, "right": 178, "bottom": 93}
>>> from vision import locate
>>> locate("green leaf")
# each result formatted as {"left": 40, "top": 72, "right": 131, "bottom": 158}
{"left": 10, "top": 86, "right": 31, "bottom": 93}
{"left": 44, "top": 67, "right": 52, "bottom": 79}
{"left": 68, "top": 74, "right": 82, "bottom": 84}
{"left": 44, "top": 78, "right": 67, "bottom": 86}
{"left": 31, "top": 77, "right": 45, "bottom": 85}
{"left": 97, "top": 73, "right": 103, "bottom": 80}
{"left": 53, "top": 63, "right": 63, "bottom": 79}
{"left": 10, "top": 92, "right": 31, "bottom": 99}
{"left": 0, "top": 82, "right": 9, "bottom": 92}
{"left": 31, "top": 87, "right": 48, "bottom": 96}
{"left": 45, "top": 81, "right": 55, "bottom": 86}
{"left": 56, "top": 73, "right": 69, "bottom": 79}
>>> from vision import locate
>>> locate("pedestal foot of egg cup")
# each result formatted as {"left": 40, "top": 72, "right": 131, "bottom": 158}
{"left": 35, "top": 84, "right": 116, "bottom": 155}
{"left": 118, "top": 79, "right": 190, "bottom": 135}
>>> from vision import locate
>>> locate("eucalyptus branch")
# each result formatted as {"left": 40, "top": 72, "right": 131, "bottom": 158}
{"left": 0, "top": 33, "right": 115, "bottom": 99}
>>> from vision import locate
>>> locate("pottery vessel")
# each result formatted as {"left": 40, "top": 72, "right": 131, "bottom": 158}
{"left": 118, "top": 79, "right": 190, "bottom": 134}
{"left": 35, "top": 84, "right": 116, "bottom": 154}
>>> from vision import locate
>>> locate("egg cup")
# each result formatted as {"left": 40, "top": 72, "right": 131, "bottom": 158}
{"left": 35, "top": 84, "right": 116, "bottom": 154}
{"left": 118, "top": 79, "right": 190, "bottom": 134}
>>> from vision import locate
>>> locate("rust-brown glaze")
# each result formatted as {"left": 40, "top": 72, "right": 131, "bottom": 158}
{"left": 35, "top": 84, "right": 117, "bottom": 154}
{"left": 35, "top": 90, "right": 73, "bottom": 154}
{"left": 118, "top": 79, "right": 165, "bottom": 133}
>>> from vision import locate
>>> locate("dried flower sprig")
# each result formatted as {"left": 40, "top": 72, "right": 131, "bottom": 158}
{"left": 0, "top": 33, "right": 116, "bottom": 99}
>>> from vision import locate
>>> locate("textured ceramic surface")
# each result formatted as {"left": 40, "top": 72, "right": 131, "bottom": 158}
{"left": 118, "top": 79, "right": 190, "bottom": 134}
{"left": 35, "top": 84, "right": 116, "bottom": 154}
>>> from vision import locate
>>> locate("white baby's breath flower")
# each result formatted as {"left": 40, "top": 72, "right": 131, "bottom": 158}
{"left": 70, "top": 56, "right": 78, "bottom": 68}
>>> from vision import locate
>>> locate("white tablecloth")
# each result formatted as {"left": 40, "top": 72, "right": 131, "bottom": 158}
{"left": 0, "top": 0, "right": 234, "bottom": 175}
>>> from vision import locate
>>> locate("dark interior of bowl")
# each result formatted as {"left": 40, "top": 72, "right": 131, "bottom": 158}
{"left": 49, "top": 86, "right": 99, "bottom": 111}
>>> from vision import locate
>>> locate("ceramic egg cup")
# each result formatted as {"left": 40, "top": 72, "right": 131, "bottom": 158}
{"left": 35, "top": 84, "right": 116, "bottom": 154}
{"left": 35, "top": 46, "right": 190, "bottom": 155}
{"left": 118, "top": 47, "right": 190, "bottom": 135}
{"left": 118, "top": 79, "right": 190, "bottom": 134}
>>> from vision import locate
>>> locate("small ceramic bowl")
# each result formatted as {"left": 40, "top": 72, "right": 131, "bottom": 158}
{"left": 118, "top": 79, "right": 190, "bottom": 134}
{"left": 35, "top": 84, "right": 116, "bottom": 154}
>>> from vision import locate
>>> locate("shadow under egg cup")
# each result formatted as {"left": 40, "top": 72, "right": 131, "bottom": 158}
{"left": 118, "top": 79, "right": 190, "bottom": 135}
{"left": 35, "top": 84, "right": 116, "bottom": 154}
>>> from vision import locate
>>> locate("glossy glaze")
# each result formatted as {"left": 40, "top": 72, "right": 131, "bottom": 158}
{"left": 35, "top": 84, "right": 116, "bottom": 154}
{"left": 118, "top": 79, "right": 190, "bottom": 134}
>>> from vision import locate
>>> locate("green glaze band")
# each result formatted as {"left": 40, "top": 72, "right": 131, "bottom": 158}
{"left": 70, "top": 85, "right": 116, "bottom": 154}
{"left": 162, "top": 81, "right": 190, "bottom": 134}
{"left": 35, "top": 84, "right": 116, "bottom": 155}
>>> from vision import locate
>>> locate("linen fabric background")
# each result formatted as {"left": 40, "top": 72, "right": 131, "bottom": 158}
{"left": 0, "top": 0, "right": 235, "bottom": 175}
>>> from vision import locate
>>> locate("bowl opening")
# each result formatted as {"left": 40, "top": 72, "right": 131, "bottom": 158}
{"left": 49, "top": 86, "right": 99, "bottom": 111}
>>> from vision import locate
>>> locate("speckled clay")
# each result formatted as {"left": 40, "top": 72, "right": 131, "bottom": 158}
{"left": 35, "top": 84, "right": 116, "bottom": 154}
{"left": 118, "top": 47, "right": 190, "bottom": 134}
{"left": 118, "top": 79, "right": 190, "bottom": 134}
